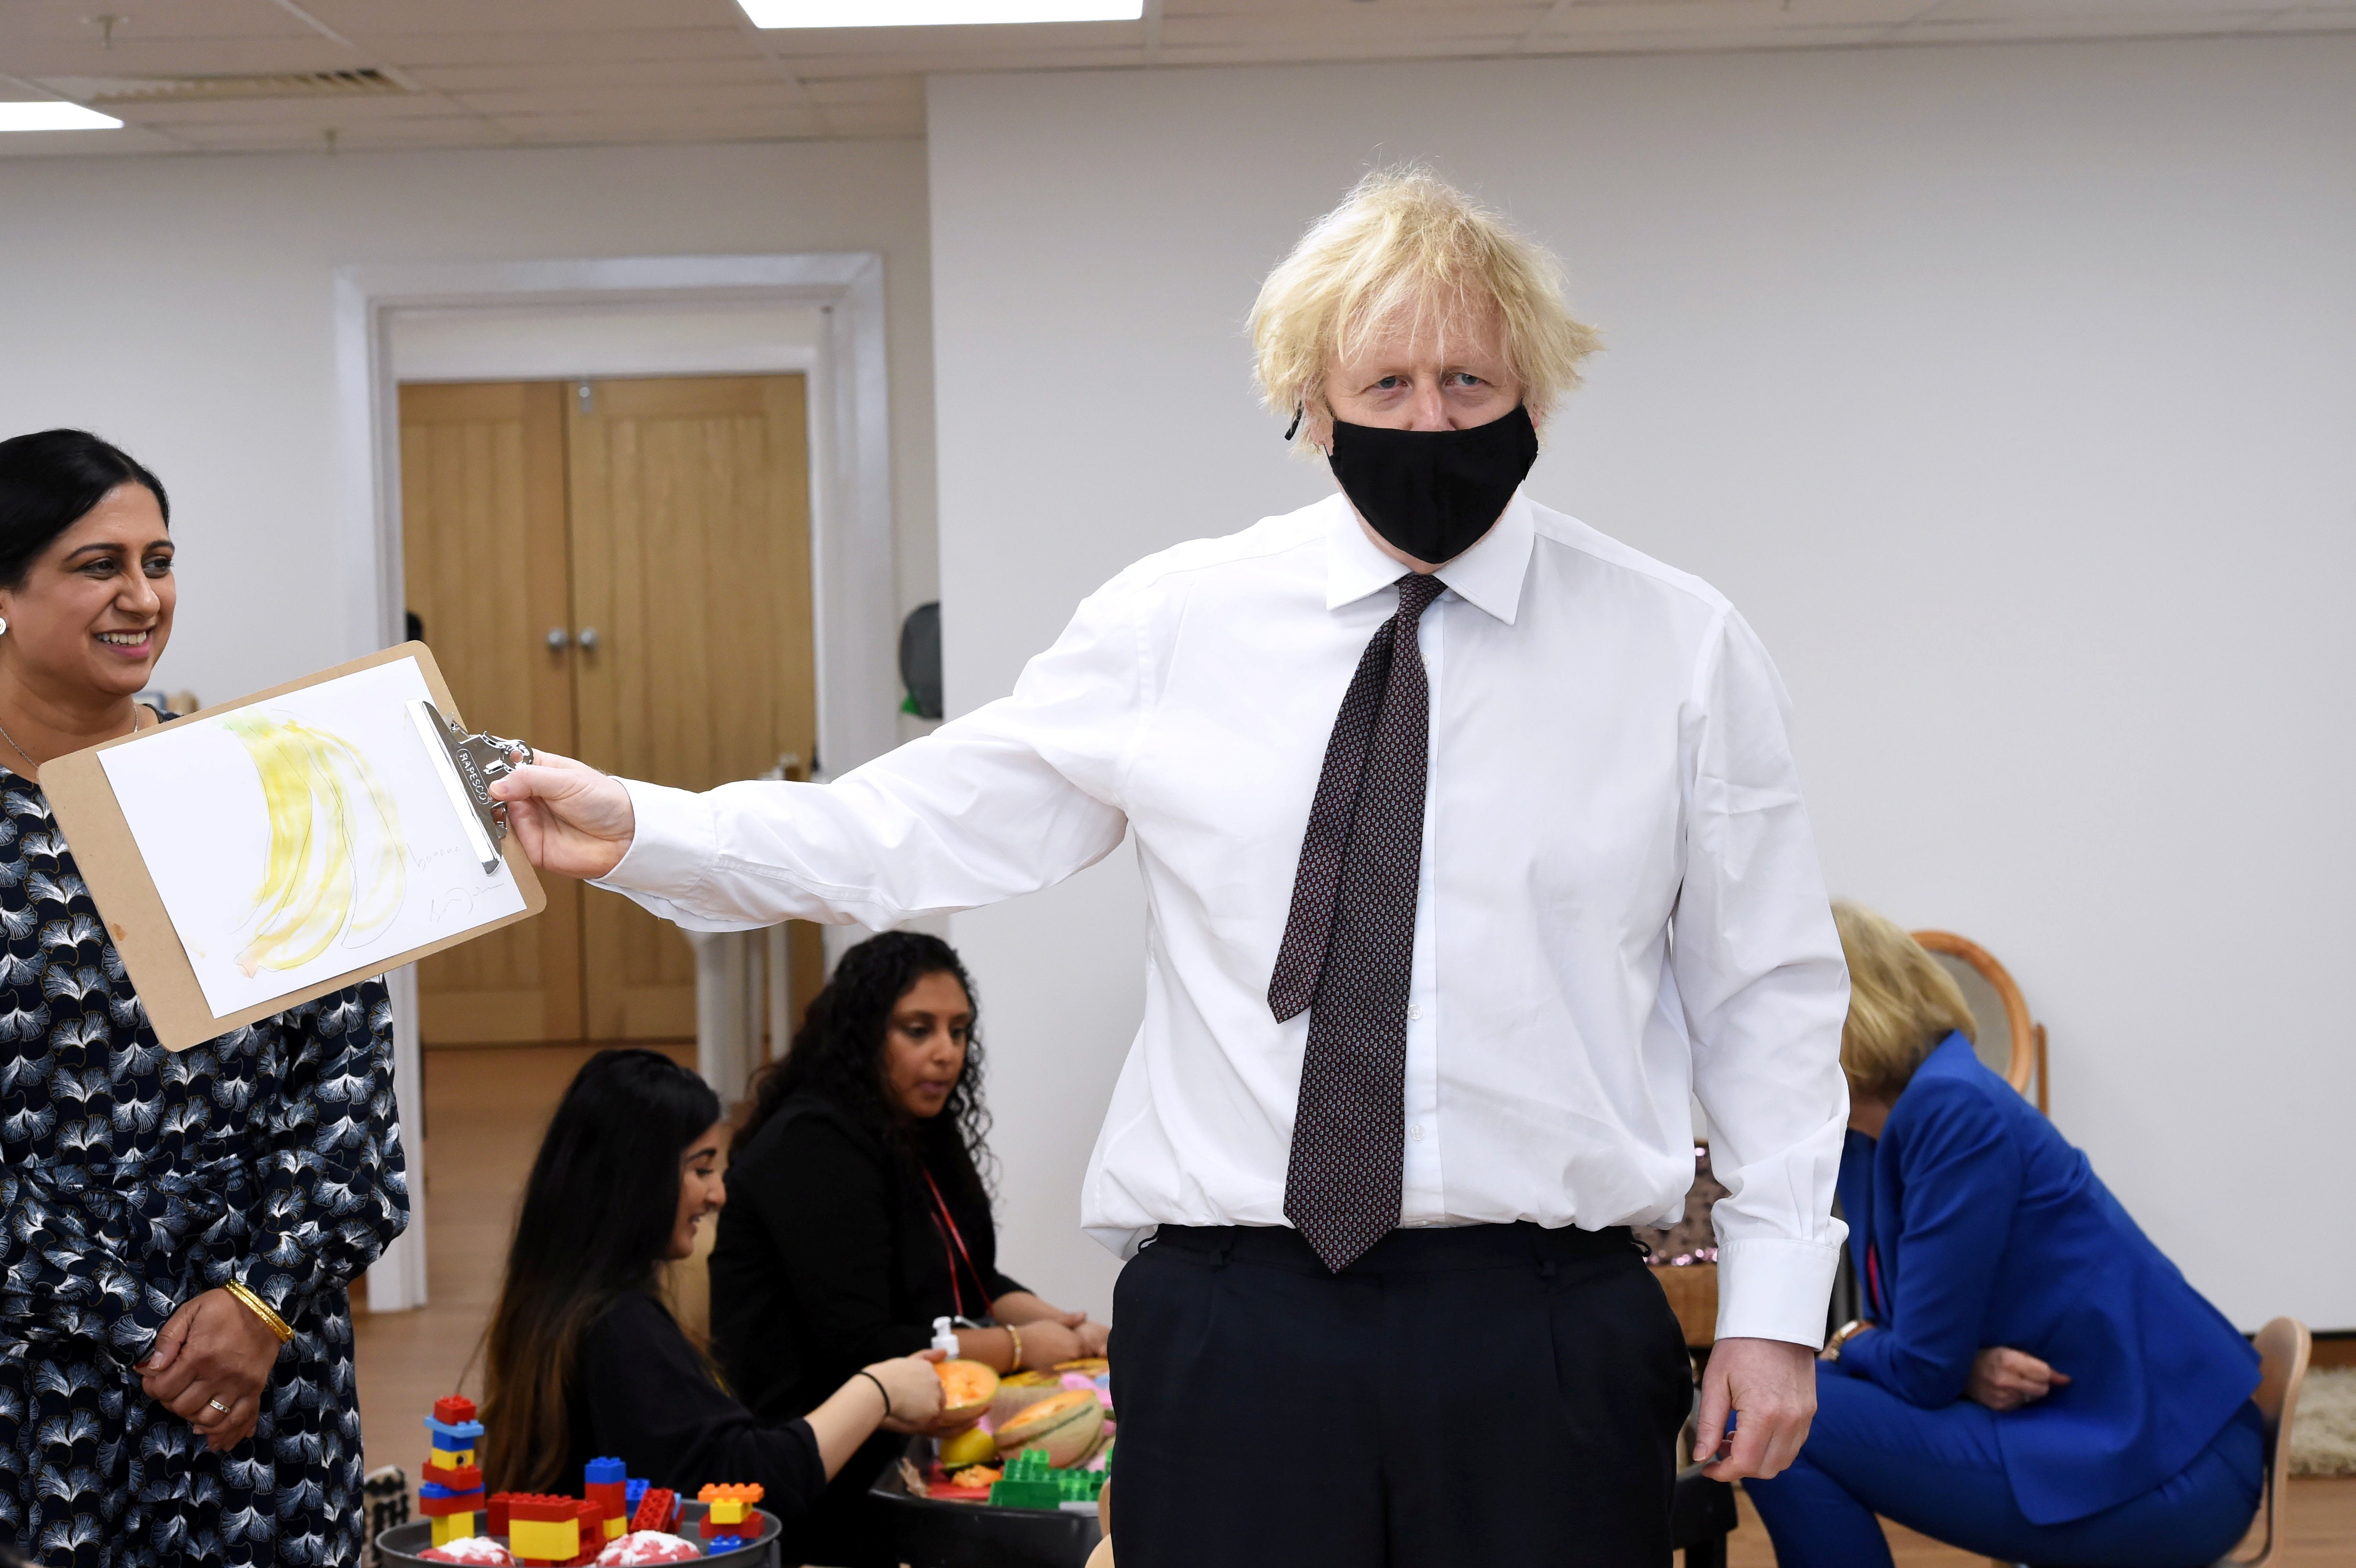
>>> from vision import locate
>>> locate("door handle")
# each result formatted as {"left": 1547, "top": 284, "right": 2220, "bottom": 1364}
{"left": 546, "top": 628, "right": 571, "bottom": 651}
{"left": 577, "top": 627, "right": 601, "bottom": 652}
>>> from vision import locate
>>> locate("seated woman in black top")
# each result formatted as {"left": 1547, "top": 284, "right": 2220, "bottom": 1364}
{"left": 711, "top": 933, "right": 1109, "bottom": 1565}
{"left": 480, "top": 1048, "right": 945, "bottom": 1538}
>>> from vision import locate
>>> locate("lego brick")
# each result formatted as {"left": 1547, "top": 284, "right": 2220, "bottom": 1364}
{"left": 487, "top": 1495, "right": 514, "bottom": 1538}
{"left": 422, "top": 1462, "right": 484, "bottom": 1492}
{"left": 430, "top": 1513, "right": 478, "bottom": 1548}
{"left": 629, "top": 1487, "right": 677, "bottom": 1535}
{"left": 694, "top": 1484, "right": 764, "bottom": 1505}
{"left": 418, "top": 1486, "right": 487, "bottom": 1518}
{"left": 584, "top": 1457, "right": 626, "bottom": 1486}
{"left": 704, "top": 1538, "right": 744, "bottom": 1555}
{"left": 507, "top": 1517, "right": 578, "bottom": 1562}
{"left": 434, "top": 1396, "right": 479, "bottom": 1426}
{"left": 506, "top": 1495, "right": 581, "bottom": 1523}
{"left": 426, "top": 1416, "right": 488, "bottom": 1447}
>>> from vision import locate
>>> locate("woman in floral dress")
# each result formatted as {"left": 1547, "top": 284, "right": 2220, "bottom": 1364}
{"left": 0, "top": 429, "right": 408, "bottom": 1567}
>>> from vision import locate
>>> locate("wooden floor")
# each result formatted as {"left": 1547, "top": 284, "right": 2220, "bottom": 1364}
{"left": 353, "top": 1045, "right": 2356, "bottom": 1565}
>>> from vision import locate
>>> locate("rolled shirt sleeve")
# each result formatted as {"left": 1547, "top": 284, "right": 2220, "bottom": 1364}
{"left": 1673, "top": 609, "right": 1852, "bottom": 1346}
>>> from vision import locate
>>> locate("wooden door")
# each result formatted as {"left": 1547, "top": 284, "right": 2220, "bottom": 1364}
{"left": 399, "top": 382, "right": 585, "bottom": 1044}
{"left": 565, "top": 376, "right": 818, "bottom": 1041}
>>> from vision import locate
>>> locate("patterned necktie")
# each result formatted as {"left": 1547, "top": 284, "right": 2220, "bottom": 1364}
{"left": 1269, "top": 571, "right": 1447, "bottom": 1273}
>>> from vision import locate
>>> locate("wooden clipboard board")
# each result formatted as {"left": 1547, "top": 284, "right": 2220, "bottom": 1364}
{"left": 43, "top": 642, "right": 545, "bottom": 1051}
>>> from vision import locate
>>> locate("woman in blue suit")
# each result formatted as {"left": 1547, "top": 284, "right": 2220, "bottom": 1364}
{"left": 1746, "top": 903, "right": 2262, "bottom": 1567}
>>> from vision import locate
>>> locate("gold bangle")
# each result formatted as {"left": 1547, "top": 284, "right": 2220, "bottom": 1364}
{"left": 224, "top": 1279, "right": 295, "bottom": 1344}
{"left": 1003, "top": 1323, "right": 1024, "bottom": 1374}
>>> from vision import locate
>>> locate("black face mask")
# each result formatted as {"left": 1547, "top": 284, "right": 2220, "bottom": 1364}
{"left": 1324, "top": 404, "right": 1539, "bottom": 564}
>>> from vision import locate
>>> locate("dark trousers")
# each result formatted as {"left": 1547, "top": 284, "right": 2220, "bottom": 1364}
{"left": 1745, "top": 1365, "right": 2263, "bottom": 1568}
{"left": 1108, "top": 1222, "right": 1692, "bottom": 1567}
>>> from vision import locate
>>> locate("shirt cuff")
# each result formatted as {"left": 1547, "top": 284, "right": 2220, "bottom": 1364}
{"left": 1713, "top": 1236, "right": 1844, "bottom": 1347}
{"left": 593, "top": 779, "right": 720, "bottom": 901}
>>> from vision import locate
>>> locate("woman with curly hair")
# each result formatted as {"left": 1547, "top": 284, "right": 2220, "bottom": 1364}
{"left": 709, "top": 931, "right": 1106, "bottom": 1567}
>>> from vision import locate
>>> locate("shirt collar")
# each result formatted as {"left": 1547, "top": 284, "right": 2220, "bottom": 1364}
{"left": 1322, "top": 489, "right": 1534, "bottom": 625}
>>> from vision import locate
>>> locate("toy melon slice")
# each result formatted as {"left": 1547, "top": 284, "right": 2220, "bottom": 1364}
{"left": 993, "top": 1388, "right": 1106, "bottom": 1468}
{"left": 988, "top": 1368, "right": 1066, "bottom": 1427}
{"left": 935, "top": 1358, "right": 1000, "bottom": 1424}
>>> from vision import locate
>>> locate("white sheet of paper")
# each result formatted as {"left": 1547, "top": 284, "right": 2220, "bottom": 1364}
{"left": 99, "top": 656, "right": 528, "bottom": 1018}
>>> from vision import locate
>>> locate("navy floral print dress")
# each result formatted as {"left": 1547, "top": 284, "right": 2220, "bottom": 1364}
{"left": 0, "top": 766, "right": 409, "bottom": 1567}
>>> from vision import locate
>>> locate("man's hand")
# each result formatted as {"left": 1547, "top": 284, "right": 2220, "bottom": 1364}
{"left": 135, "top": 1288, "right": 284, "bottom": 1451}
{"left": 1964, "top": 1347, "right": 2070, "bottom": 1412}
{"left": 488, "top": 751, "right": 636, "bottom": 880}
{"left": 1694, "top": 1337, "right": 1816, "bottom": 1481}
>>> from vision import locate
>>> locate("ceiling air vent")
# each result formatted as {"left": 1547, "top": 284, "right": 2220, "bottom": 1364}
{"left": 34, "top": 69, "right": 412, "bottom": 105}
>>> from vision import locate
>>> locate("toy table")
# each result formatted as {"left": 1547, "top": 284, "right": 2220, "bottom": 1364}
{"left": 867, "top": 1438, "right": 1102, "bottom": 1568}
{"left": 377, "top": 1503, "right": 782, "bottom": 1568}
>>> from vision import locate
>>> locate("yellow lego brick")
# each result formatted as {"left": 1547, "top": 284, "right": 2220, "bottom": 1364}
{"left": 433, "top": 1446, "right": 477, "bottom": 1469}
{"left": 603, "top": 1517, "right": 625, "bottom": 1540}
{"left": 708, "top": 1499, "right": 745, "bottom": 1526}
{"left": 431, "top": 1514, "right": 478, "bottom": 1547}
{"left": 509, "top": 1518, "right": 579, "bottom": 1561}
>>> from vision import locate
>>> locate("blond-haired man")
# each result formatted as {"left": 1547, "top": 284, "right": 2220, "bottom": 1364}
{"left": 493, "top": 170, "right": 1851, "bottom": 1565}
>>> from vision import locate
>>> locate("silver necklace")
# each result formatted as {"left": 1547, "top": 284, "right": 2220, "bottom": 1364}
{"left": 0, "top": 703, "right": 146, "bottom": 775}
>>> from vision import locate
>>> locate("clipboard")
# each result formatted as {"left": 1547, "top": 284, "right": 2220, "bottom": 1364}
{"left": 43, "top": 642, "right": 545, "bottom": 1051}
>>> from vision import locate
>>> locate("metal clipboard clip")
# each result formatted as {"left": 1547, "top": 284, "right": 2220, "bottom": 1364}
{"left": 407, "top": 699, "right": 534, "bottom": 874}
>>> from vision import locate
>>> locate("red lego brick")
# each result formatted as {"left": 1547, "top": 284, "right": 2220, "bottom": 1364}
{"left": 630, "top": 1488, "right": 677, "bottom": 1534}
{"left": 433, "top": 1395, "right": 479, "bottom": 1426}
{"left": 488, "top": 1494, "right": 513, "bottom": 1537}
{"left": 506, "top": 1495, "right": 581, "bottom": 1523}
{"left": 423, "top": 1462, "right": 484, "bottom": 1492}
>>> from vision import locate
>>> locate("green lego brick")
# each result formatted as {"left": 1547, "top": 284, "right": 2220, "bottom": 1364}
{"left": 986, "top": 1447, "right": 1107, "bottom": 1509}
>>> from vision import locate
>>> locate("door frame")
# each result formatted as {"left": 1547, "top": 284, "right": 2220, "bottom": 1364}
{"left": 333, "top": 254, "right": 898, "bottom": 1310}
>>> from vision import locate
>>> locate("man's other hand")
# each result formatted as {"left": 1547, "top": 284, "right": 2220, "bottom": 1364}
{"left": 1693, "top": 1336, "right": 1816, "bottom": 1481}
{"left": 489, "top": 751, "right": 636, "bottom": 879}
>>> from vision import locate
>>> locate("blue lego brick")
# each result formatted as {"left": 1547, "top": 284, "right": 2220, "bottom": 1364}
{"left": 704, "top": 1537, "right": 744, "bottom": 1554}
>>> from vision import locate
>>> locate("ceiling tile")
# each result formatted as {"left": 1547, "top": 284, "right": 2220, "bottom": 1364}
{"left": 398, "top": 58, "right": 786, "bottom": 94}
{"left": 365, "top": 28, "right": 762, "bottom": 68}
{"left": 0, "top": 0, "right": 314, "bottom": 44}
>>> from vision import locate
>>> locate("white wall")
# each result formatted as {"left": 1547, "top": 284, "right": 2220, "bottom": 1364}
{"left": 0, "top": 137, "right": 938, "bottom": 710}
{"left": 929, "top": 38, "right": 2356, "bottom": 1329}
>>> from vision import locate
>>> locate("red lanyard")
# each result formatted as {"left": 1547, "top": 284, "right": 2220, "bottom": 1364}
{"left": 1866, "top": 1244, "right": 1887, "bottom": 1319}
{"left": 922, "top": 1165, "right": 994, "bottom": 1321}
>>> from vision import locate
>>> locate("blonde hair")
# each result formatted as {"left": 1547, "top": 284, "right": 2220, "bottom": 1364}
{"left": 1248, "top": 167, "right": 1601, "bottom": 446}
{"left": 1833, "top": 900, "right": 1977, "bottom": 1100}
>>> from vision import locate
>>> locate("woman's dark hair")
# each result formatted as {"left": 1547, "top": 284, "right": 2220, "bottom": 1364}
{"left": 0, "top": 430, "right": 170, "bottom": 589}
{"left": 482, "top": 1048, "right": 721, "bottom": 1493}
{"left": 736, "top": 932, "right": 992, "bottom": 1199}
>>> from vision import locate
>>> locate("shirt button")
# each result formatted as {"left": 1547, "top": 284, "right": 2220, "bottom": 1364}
{"left": 1407, "top": 1004, "right": 1423, "bottom": 1021}
{"left": 1408, "top": 1124, "right": 1425, "bottom": 1143}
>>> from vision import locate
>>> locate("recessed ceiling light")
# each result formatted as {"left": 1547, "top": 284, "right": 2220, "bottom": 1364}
{"left": 0, "top": 101, "right": 122, "bottom": 132}
{"left": 737, "top": 0, "right": 1144, "bottom": 25}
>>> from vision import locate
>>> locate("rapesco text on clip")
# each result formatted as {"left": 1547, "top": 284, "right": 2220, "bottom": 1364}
{"left": 407, "top": 698, "right": 534, "bottom": 875}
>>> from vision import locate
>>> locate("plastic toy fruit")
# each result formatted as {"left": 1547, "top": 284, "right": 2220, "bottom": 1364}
{"left": 988, "top": 1369, "right": 1065, "bottom": 1427}
{"left": 939, "top": 1424, "right": 998, "bottom": 1469}
{"left": 993, "top": 1388, "right": 1106, "bottom": 1467}
{"left": 935, "top": 1359, "right": 1001, "bottom": 1423}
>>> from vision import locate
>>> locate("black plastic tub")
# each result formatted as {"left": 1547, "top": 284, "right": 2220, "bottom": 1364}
{"left": 866, "top": 1440, "right": 1102, "bottom": 1568}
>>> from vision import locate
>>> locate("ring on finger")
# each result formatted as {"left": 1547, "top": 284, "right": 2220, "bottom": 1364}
{"left": 207, "top": 1397, "right": 231, "bottom": 1415}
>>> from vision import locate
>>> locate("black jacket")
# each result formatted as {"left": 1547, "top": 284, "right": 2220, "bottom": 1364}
{"left": 709, "top": 1096, "right": 1022, "bottom": 1423}
{"left": 562, "top": 1289, "right": 826, "bottom": 1520}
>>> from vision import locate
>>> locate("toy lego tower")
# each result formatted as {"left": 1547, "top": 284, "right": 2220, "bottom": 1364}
{"left": 420, "top": 1396, "right": 488, "bottom": 1546}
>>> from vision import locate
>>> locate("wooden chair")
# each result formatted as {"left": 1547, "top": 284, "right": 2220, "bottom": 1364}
{"left": 1990, "top": 1317, "right": 2311, "bottom": 1568}
{"left": 1912, "top": 930, "right": 2048, "bottom": 1112}
{"left": 2216, "top": 1317, "right": 2314, "bottom": 1567}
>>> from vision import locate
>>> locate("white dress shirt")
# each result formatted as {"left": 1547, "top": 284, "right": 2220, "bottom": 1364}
{"left": 600, "top": 490, "right": 1852, "bottom": 1345}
